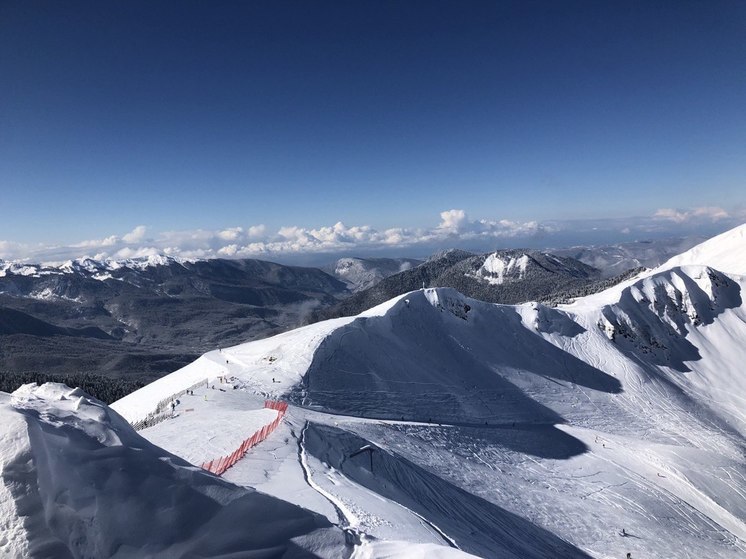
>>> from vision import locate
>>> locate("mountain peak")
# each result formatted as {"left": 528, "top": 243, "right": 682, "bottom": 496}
{"left": 658, "top": 222, "right": 746, "bottom": 275}
{"left": 425, "top": 248, "right": 475, "bottom": 263}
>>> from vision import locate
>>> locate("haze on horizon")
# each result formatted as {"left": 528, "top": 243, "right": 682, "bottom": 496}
{"left": 1, "top": 1, "right": 744, "bottom": 263}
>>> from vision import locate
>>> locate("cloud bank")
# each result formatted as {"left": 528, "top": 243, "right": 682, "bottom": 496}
{"left": 0, "top": 206, "right": 743, "bottom": 264}
{"left": 653, "top": 206, "right": 730, "bottom": 223}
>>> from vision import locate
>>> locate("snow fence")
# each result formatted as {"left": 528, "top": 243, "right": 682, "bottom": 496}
{"left": 131, "top": 378, "right": 208, "bottom": 431}
{"left": 201, "top": 400, "right": 288, "bottom": 475}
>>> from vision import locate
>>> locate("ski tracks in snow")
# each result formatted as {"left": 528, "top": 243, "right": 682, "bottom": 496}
{"left": 295, "top": 420, "right": 461, "bottom": 554}
{"left": 298, "top": 422, "right": 359, "bottom": 530}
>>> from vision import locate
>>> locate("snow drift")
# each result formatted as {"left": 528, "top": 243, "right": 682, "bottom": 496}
{"left": 0, "top": 383, "right": 348, "bottom": 558}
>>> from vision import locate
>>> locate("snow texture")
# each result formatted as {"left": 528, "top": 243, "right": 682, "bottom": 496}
{"left": 0, "top": 383, "right": 351, "bottom": 558}
{"left": 3, "top": 222, "right": 746, "bottom": 558}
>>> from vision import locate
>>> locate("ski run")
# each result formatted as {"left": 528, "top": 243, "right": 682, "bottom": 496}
{"left": 1, "top": 224, "right": 746, "bottom": 558}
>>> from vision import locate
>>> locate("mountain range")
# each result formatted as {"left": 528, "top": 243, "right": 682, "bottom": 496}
{"left": 0, "top": 235, "right": 718, "bottom": 389}
{"left": 3, "top": 224, "right": 742, "bottom": 557}
{"left": 552, "top": 235, "right": 707, "bottom": 277}
{"left": 0, "top": 257, "right": 346, "bottom": 384}
{"left": 316, "top": 248, "right": 643, "bottom": 320}
{"left": 324, "top": 256, "right": 423, "bottom": 292}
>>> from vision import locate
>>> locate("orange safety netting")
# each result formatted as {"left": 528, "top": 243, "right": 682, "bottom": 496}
{"left": 200, "top": 400, "right": 288, "bottom": 475}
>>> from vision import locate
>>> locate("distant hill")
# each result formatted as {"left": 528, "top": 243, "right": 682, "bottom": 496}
{"left": 0, "top": 307, "right": 112, "bottom": 339}
{"left": 325, "top": 256, "right": 423, "bottom": 292}
{"left": 0, "top": 257, "right": 346, "bottom": 381}
{"left": 315, "top": 249, "right": 607, "bottom": 319}
{"left": 552, "top": 236, "right": 706, "bottom": 277}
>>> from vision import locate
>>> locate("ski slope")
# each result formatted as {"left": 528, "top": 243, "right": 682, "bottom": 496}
{"left": 0, "top": 383, "right": 349, "bottom": 558}
{"left": 117, "top": 223, "right": 745, "bottom": 558}
{"left": 2, "top": 224, "right": 745, "bottom": 558}
{"left": 658, "top": 223, "right": 746, "bottom": 276}
{"left": 0, "top": 383, "right": 478, "bottom": 558}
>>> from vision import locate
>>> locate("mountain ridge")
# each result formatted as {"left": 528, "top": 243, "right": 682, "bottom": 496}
{"left": 315, "top": 249, "right": 606, "bottom": 320}
{"left": 108, "top": 223, "right": 746, "bottom": 558}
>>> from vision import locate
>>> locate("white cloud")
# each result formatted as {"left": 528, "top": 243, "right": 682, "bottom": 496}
{"left": 70, "top": 225, "right": 148, "bottom": 250}
{"left": 692, "top": 206, "right": 729, "bottom": 220}
{"left": 0, "top": 240, "right": 25, "bottom": 260}
{"left": 438, "top": 209, "right": 468, "bottom": 232}
{"left": 247, "top": 225, "right": 266, "bottom": 238}
{"left": 653, "top": 208, "right": 689, "bottom": 223}
{"left": 217, "top": 244, "right": 239, "bottom": 256}
{"left": 436, "top": 209, "right": 548, "bottom": 239}
{"left": 122, "top": 225, "right": 148, "bottom": 243}
{"left": 73, "top": 235, "right": 119, "bottom": 248}
{"left": 114, "top": 246, "right": 162, "bottom": 259}
{"left": 654, "top": 206, "right": 729, "bottom": 223}
{"left": 3, "top": 206, "right": 744, "bottom": 265}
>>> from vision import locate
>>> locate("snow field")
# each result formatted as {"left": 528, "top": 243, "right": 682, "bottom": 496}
{"left": 202, "top": 400, "right": 288, "bottom": 475}
{"left": 1, "top": 383, "right": 353, "bottom": 558}
{"left": 141, "top": 384, "right": 279, "bottom": 468}
{"left": 26, "top": 222, "right": 739, "bottom": 558}
{"left": 125, "top": 266, "right": 745, "bottom": 557}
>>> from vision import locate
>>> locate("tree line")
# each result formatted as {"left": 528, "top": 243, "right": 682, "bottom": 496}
{"left": 0, "top": 371, "right": 146, "bottom": 404}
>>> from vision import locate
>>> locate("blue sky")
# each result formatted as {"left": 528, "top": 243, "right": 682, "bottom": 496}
{"left": 1, "top": 1, "right": 744, "bottom": 261}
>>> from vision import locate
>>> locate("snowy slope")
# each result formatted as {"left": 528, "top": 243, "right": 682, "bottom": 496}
{"left": 552, "top": 235, "right": 707, "bottom": 278}
{"left": 6, "top": 224, "right": 744, "bottom": 558}
{"left": 119, "top": 280, "right": 746, "bottom": 557}
{"left": 330, "top": 257, "right": 422, "bottom": 292}
{"left": 0, "top": 255, "right": 188, "bottom": 279}
{"left": 1, "top": 383, "right": 477, "bottom": 558}
{"left": 110, "top": 223, "right": 746, "bottom": 558}
{"left": 657, "top": 223, "right": 746, "bottom": 275}
{"left": 0, "top": 383, "right": 349, "bottom": 558}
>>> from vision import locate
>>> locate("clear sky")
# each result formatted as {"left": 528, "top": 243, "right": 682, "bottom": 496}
{"left": 1, "top": 1, "right": 744, "bottom": 261}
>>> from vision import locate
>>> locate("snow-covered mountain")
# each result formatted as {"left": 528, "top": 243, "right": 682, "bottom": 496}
{"left": 0, "top": 255, "right": 185, "bottom": 279}
{"left": 0, "top": 256, "right": 347, "bottom": 383}
{"left": 2, "top": 224, "right": 745, "bottom": 557}
{"left": 0, "top": 249, "right": 618, "bottom": 385}
{"left": 320, "top": 249, "right": 606, "bottom": 319}
{"left": 552, "top": 235, "right": 707, "bottom": 278}
{"left": 327, "top": 257, "right": 423, "bottom": 292}
{"left": 0, "top": 256, "right": 346, "bottom": 303}
{"left": 657, "top": 223, "right": 746, "bottom": 275}
{"left": 0, "top": 383, "right": 470, "bottom": 558}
